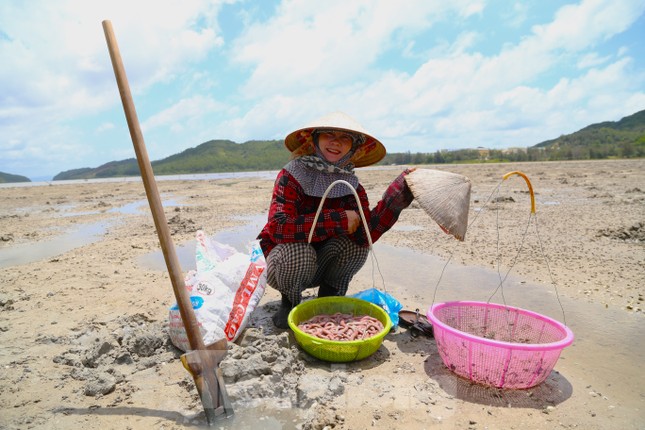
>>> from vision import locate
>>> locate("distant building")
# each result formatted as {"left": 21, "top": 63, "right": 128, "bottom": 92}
{"left": 502, "top": 147, "right": 528, "bottom": 154}
{"left": 476, "top": 147, "right": 490, "bottom": 160}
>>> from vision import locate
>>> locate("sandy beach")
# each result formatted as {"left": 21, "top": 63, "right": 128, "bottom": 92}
{"left": 0, "top": 159, "right": 643, "bottom": 429}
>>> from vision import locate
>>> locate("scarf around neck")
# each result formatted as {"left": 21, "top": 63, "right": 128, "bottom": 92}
{"left": 284, "top": 156, "right": 359, "bottom": 198}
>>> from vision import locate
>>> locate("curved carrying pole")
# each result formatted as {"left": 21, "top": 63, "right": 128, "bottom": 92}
{"left": 102, "top": 20, "right": 229, "bottom": 424}
{"left": 502, "top": 171, "right": 536, "bottom": 214}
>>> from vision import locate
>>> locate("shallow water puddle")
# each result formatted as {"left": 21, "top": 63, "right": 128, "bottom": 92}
{"left": 137, "top": 214, "right": 266, "bottom": 270}
{"left": 168, "top": 405, "right": 301, "bottom": 430}
{"left": 107, "top": 197, "right": 184, "bottom": 215}
{"left": 0, "top": 221, "right": 108, "bottom": 268}
{"left": 0, "top": 198, "right": 183, "bottom": 268}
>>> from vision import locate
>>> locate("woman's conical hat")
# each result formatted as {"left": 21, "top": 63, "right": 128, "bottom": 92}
{"left": 285, "top": 111, "right": 386, "bottom": 167}
{"left": 405, "top": 169, "right": 472, "bottom": 241}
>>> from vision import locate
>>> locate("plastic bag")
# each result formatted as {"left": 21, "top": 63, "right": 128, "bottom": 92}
{"left": 350, "top": 288, "right": 403, "bottom": 327}
{"left": 168, "top": 230, "right": 266, "bottom": 351}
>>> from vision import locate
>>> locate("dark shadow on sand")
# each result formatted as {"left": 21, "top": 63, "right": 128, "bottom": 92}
{"left": 387, "top": 317, "right": 574, "bottom": 409}
{"left": 52, "top": 406, "right": 210, "bottom": 428}
{"left": 53, "top": 405, "right": 295, "bottom": 430}
{"left": 421, "top": 341, "right": 573, "bottom": 409}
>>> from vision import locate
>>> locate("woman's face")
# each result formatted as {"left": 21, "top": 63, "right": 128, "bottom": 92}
{"left": 317, "top": 131, "right": 353, "bottom": 163}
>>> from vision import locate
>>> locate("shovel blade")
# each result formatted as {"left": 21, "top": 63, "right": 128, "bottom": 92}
{"left": 180, "top": 339, "right": 234, "bottom": 422}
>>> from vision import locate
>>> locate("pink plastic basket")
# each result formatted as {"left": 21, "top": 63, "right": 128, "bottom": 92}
{"left": 427, "top": 301, "right": 574, "bottom": 389}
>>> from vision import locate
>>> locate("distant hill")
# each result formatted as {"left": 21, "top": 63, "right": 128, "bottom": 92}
{"left": 54, "top": 139, "right": 289, "bottom": 180}
{"left": 381, "top": 108, "right": 645, "bottom": 165}
{"left": 53, "top": 162, "right": 139, "bottom": 180}
{"left": 54, "top": 109, "right": 645, "bottom": 180}
{"left": 532, "top": 109, "right": 645, "bottom": 159}
{"left": 0, "top": 171, "right": 31, "bottom": 183}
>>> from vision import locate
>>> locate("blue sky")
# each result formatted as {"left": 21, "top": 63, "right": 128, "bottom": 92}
{"left": 1, "top": 0, "right": 644, "bottom": 181}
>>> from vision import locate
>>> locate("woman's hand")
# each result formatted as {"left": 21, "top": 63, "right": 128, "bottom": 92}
{"left": 345, "top": 210, "right": 360, "bottom": 234}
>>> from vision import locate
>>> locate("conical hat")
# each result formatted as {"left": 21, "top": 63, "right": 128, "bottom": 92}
{"left": 404, "top": 169, "right": 472, "bottom": 241}
{"left": 285, "top": 112, "right": 386, "bottom": 168}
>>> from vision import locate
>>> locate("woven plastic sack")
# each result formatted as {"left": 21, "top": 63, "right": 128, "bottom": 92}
{"left": 350, "top": 288, "right": 402, "bottom": 326}
{"left": 168, "top": 230, "right": 266, "bottom": 351}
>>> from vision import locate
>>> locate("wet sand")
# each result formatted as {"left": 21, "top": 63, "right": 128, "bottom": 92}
{"left": 0, "top": 159, "right": 643, "bottom": 429}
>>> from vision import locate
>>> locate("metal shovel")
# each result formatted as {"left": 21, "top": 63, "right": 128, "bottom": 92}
{"left": 102, "top": 19, "right": 233, "bottom": 424}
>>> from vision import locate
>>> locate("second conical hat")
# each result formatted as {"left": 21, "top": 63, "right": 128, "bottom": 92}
{"left": 405, "top": 169, "right": 472, "bottom": 241}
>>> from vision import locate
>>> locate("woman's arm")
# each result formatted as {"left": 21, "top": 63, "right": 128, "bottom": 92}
{"left": 351, "top": 168, "right": 415, "bottom": 245}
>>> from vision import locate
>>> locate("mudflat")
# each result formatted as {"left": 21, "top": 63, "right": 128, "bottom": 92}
{"left": 1, "top": 159, "right": 643, "bottom": 429}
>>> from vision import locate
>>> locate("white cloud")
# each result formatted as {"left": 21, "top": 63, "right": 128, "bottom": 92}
{"left": 453, "top": 57, "right": 645, "bottom": 146}
{"left": 371, "top": 0, "right": 645, "bottom": 147}
{"left": 0, "top": 0, "right": 226, "bottom": 119}
{"left": 502, "top": 3, "right": 530, "bottom": 29}
{"left": 216, "top": 0, "right": 645, "bottom": 155}
{"left": 531, "top": 0, "right": 645, "bottom": 52}
{"left": 230, "top": 0, "right": 491, "bottom": 97}
{"left": 142, "top": 95, "right": 224, "bottom": 132}
{"left": 226, "top": 0, "right": 644, "bottom": 152}
{"left": 0, "top": 0, "right": 231, "bottom": 176}
{"left": 459, "top": 1, "right": 485, "bottom": 18}
{"left": 96, "top": 122, "right": 115, "bottom": 133}
{"left": 577, "top": 52, "right": 612, "bottom": 69}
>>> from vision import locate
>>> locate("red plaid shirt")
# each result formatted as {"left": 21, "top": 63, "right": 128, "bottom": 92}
{"left": 258, "top": 169, "right": 414, "bottom": 256}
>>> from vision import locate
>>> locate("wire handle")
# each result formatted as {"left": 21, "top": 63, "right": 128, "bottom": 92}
{"left": 502, "top": 171, "right": 535, "bottom": 213}
{"left": 431, "top": 170, "right": 567, "bottom": 325}
{"left": 308, "top": 180, "right": 388, "bottom": 300}
{"left": 308, "top": 180, "right": 373, "bottom": 249}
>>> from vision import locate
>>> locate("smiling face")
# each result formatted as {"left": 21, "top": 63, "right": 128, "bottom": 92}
{"left": 316, "top": 131, "right": 354, "bottom": 163}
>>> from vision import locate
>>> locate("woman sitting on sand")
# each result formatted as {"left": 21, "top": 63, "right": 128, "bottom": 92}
{"left": 257, "top": 112, "right": 415, "bottom": 328}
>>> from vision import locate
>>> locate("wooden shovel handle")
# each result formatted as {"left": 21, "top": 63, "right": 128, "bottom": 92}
{"left": 102, "top": 19, "right": 224, "bottom": 419}
{"left": 102, "top": 19, "right": 203, "bottom": 351}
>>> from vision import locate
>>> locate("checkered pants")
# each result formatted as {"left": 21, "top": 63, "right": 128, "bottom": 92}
{"left": 266, "top": 236, "right": 369, "bottom": 306}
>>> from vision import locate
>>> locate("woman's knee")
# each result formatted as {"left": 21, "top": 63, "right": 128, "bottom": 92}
{"left": 267, "top": 243, "right": 317, "bottom": 295}
{"left": 327, "top": 236, "right": 369, "bottom": 269}
{"left": 315, "top": 237, "right": 369, "bottom": 287}
{"left": 268, "top": 243, "right": 316, "bottom": 271}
